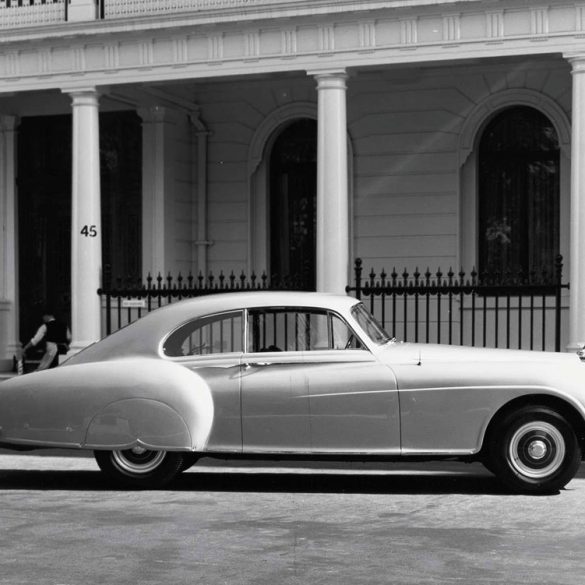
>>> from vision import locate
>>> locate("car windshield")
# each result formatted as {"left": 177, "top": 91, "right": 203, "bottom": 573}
{"left": 351, "top": 303, "right": 392, "bottom": 345}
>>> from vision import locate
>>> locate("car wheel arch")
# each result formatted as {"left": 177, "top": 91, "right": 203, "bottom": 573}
{"left": 83, "top": 397, "right": 194, "bottom": 451}
{"left": 481, "top": 394, "right": 585, "bottom": 457}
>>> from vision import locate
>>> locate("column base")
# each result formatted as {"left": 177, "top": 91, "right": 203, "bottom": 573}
{"left": 566, "top": 342, "right": 585, "bottom": 354}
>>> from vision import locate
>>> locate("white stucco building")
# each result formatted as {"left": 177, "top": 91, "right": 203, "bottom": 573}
{"left": 1, "top": 0, "right": 585, "bottom": 368}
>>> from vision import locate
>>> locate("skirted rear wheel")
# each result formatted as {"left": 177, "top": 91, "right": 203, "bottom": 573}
{"left": 94, "top": 447, "right": 184, "bottom": 488}
{"left": 488, "top": 406, "right": 581, "bottom": 494}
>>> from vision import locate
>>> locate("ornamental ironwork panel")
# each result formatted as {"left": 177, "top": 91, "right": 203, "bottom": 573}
{"left": 346, "top": 256, "right": 569, "bottom": 352}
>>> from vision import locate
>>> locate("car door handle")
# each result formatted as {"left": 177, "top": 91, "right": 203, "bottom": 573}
{"left": 243, "top": 362, "right": 271, "bottom": 368}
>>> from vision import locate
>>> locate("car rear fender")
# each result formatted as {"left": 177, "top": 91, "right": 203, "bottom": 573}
{"left": 84, "top": 398, "right": 193, "bottom": 451}
{"left": 79, "top": 358, "right": 214, "bottom": 451}
{"left": 0, "top": 358, "right": 214, "bottom": 451}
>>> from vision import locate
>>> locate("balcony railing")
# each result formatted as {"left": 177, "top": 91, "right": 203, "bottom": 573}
{"left": 0, "top": 0, "right": 298, "bottom": 29}
{"left": 103, "top": 0, "right": 286, "bottom": 19}
{"left": 0, "top": 0, "right": 484, "bottom": 30}
{"left": 0, "top": 0, "right": 65, "bottom": 30}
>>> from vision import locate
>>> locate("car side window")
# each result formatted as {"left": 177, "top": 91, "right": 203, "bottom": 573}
{"left": 163, "top": 311, "right": 244, "bottom": 357}
{"left": 247, "top": 308, "right": 363, "bottom": 352}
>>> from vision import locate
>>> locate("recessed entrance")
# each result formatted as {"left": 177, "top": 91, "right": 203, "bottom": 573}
{"left": 17, "top": 112, "right": 142, "bottom": 342}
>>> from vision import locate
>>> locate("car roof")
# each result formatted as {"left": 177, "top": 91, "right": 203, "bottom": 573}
{"left": 68, "top": 291, "right": 361, "bottom": 364}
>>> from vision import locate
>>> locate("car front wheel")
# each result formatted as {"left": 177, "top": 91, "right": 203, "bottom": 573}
{"left": 94, "top": 447, "right": 184, "bottom": 488}
{"left": 488, "top": 406, "right": 581, "bottom": 494}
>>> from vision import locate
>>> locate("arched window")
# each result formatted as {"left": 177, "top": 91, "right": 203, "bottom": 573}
{"left": 478, "top": 106, "right": 560, "bottom": 276}
{"left": 269, "top": 119, "right": 317, "bottom": 290}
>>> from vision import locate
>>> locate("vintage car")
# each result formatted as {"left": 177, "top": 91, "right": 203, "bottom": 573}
{"left": 1, "top": 291, "right": 584, "bottom": 493}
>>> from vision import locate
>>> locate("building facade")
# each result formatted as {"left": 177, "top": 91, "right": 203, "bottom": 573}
{"left": 0, "top": 0, "right": 584, "bottom": 367}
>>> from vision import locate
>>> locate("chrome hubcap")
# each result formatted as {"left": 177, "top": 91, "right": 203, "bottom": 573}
{"left": 509, "top": 422, "right": 565, "bottom": 479}
{"left": 111, "top": 448, "right": 166, "bottom": 475}
{"left": 527, "top": 439, "right": 547, "bottom": 460}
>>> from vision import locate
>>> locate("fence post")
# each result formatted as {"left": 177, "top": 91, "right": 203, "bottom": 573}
{"left": 104, "top": 292, "right": 110, "bottom": 336}
{"left": 555, "top": 255, "right": 563, "bottom": 352}
{"left": 353, "top": 258, "right": 363, "bottom": 300}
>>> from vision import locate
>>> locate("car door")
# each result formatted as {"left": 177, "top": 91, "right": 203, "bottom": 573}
{"left": 240, "top": 308, "right": 312, "bottom": 452}
{"left": 301, "top": 310, "right": 400, "bottom": 453}
{"left": 240, "top": 307, "right": 400, "bottom": 454}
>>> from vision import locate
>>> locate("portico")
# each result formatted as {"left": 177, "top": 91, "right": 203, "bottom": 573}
{"left": 0, "top": 1, "right": 585, "bottom": 365}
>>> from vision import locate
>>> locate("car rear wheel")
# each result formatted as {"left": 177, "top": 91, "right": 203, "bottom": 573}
{"left": 488, "top": 406, "right": 581, "bottom": 494}
{"left": 94, "top": 447, "right": 184, "bottom": 488}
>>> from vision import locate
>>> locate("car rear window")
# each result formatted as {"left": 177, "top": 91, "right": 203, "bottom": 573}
{"left": 163, "top": 311, "right": 244, "bottom": 357}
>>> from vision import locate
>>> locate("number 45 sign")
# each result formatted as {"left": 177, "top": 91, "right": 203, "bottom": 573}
{"left": 80, "top": 225, "right": 98, "bottom": 238}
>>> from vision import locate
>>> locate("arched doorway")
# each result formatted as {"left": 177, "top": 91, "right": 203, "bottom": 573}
{"left": 269, "top": 118, "right": 317, "bottom": 290}
{"left": 478, "top": 106, "right": 560, "bottom": 275}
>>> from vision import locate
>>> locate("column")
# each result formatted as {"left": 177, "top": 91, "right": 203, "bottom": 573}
{"left": 65, "top": 88, "right": 102, "bottom": 351}
{"left": 312, "top": 70, "right": 349, "bottom": 294}
{"left": 189, "top": 112, "right": 211, "bottom": 276}
{"left": 0, "top": 115, "right": 19, "bottom": 367}
{"left": 567, "top": 57, "right": 585, "bottom": 350}
{"left": 138, "top": 107, "right": 178, "bottom": 277}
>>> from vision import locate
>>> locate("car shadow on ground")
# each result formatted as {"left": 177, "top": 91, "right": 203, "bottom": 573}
{"left": 0, "top": 467, "right": 554, "bottom": 496}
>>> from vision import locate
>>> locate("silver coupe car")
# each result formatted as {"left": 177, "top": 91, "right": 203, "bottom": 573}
{"left": 1, "top": 291, "right": 584, "bottom": 493}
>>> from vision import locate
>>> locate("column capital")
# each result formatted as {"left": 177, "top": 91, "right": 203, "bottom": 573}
{"left": 308, "top": 68, "right": 348, "bottom": 85}
{"left": 62, "top": 87, "right": 101, "bottom": 106}
{"left": 137, "top": 105, "right": 183, "bottom": 125}
{"left": 564, "top": 53, "right": 585, "bottom": 73}
{"left": 0, "top": 115, "right": 19, "bottom": 133}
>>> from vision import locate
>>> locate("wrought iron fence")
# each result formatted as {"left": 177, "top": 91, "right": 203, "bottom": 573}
{"left": 346, "top": 256, "right": 569, "bottom": 352}
{"left": 98, "top": 269, "right": 306, "bottom": 336}
{"left": 99, "top": 258, "right": 570, "bottom": 351}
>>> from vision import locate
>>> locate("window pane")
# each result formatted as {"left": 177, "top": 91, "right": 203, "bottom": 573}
{"left": 248, "top": 308, "right": 362, "bottom": 352}
{"left": 351, "top": 303, "right": 391, "bottom": 345}
{"left": 330, "top": 312, "right": 363, "bottom": 350}
{"left": 478, "top": 106, "right": 559, "bottom": 276}
{"left": 163, "top": 311, "right": 243, "bottom": 357}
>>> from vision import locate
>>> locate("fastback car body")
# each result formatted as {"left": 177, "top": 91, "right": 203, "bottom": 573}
{"left": 1, "top": 291, "right": 584, "bottom": 493}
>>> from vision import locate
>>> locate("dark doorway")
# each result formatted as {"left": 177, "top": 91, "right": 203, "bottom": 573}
{"left": 269, "top": 119, "right": 317, "bottom": 290}
{"left": 100, "top": 111, "right": 143, "bottom": 286}
{"left": 18, "top": 115, "right": 72, "bottom": 343}
{"left": 17, "top": 111, "right": 142, "bottom": 342}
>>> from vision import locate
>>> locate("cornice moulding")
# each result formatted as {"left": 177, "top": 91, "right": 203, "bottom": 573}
{"left": 0, "top": 0, "right": 519, "bottom": 44}
{"left": 0, "top": 1, "right": 583, "bottom": 94}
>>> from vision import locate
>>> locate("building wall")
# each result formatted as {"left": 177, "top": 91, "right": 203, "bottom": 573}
{"left": 188, "top": 56, "right": 571, "bottom": 280}
{"left": 351, "top": 57, "right": 571, "bottom": 274}
{"left": 193, "top": 75, "right": 317, "bottom": 277}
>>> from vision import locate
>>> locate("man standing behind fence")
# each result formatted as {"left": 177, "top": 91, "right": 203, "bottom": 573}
{"left": 21, "top": 311, "right": 72, "bottom": 371}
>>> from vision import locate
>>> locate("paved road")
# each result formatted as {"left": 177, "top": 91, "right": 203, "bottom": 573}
{"left": 0, "top": 452, "right": 584, "bottom": 585}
